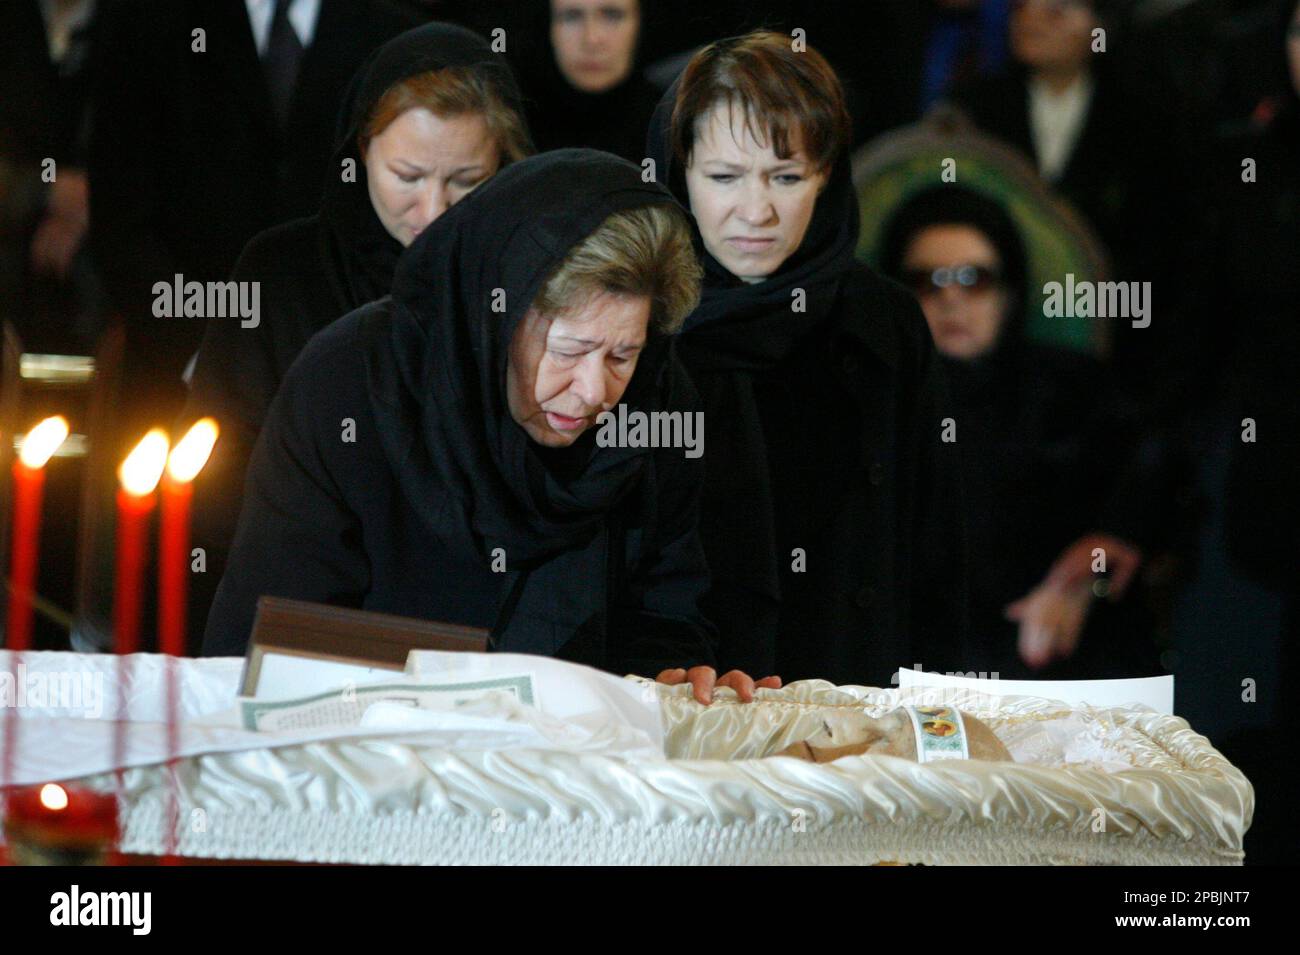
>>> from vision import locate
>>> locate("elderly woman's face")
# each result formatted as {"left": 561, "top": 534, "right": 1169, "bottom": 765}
{"left": 365, "top": 108, "right": 500, "bottom": 246}
{"left": 506, "top": 291, "right": 650, "bottom": 447}
{"left": 902, "top": 225, "right": 1010, "bottom": 360}
{"left": 684, "top": 104, "right": 826, "bottom": 284}
{"left": 551, "top": 0, "right": 639, "bottom": 93}
{"left": 1011, "top": 0, "right": 1097, "bottom": 75}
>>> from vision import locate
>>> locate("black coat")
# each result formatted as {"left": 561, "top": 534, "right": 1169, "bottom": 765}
{"left": 180, "top": 217, "right": 337, "bottom": 651}
{"left": 694, "top": 266, "right": 970, "bottom": 687}
{"left": 1208, "top": 101, "right": 1300, "bottom": 596}
{"left": 950, "top": 340, "right": 1162, "bottom": 679}
{"left": 201, "top": 150, "right": 717, "bottom": 677}
{"left": 87, "top": 0, "right": 418, "bottom": 424}
{"left": 186, "top": 215, "right": 343, "bottom": 435}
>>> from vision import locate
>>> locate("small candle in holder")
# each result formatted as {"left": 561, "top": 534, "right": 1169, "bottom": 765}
{"left": 3, "top": 782, "right": 118, "bottom": 866}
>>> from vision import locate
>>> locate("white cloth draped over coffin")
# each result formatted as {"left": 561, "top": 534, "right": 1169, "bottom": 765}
{"left": 0, "top": 650, "right": 1251, "bottom": 865}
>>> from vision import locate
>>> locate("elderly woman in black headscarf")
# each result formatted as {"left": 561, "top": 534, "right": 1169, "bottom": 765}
{"left": 645, "top": 31, "right": 969, "bottom": 688}
{"left": 202, "top": 149, "right": 778, "bottom": 704}
{"left": 181, "top": 23, "right": 533, "bottom": 648}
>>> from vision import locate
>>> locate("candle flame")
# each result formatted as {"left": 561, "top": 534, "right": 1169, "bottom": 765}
{"left": 39, "top": 783, "right": 69, "bottom": 811}
{"left": 118, "top": 429, "right": 169, "bottom": 496}
{"left": 165, "top": 418, "right": 219, "bottom": 484}
{"left": 17, "top": 416, "right": 70, "bottom": 469}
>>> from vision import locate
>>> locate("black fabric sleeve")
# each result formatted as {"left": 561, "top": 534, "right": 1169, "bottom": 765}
{"left": 607, "top": 372, "right": 719, "bottom": 678}
{"left": 899, "top": 298, "right": 971, "bottom": 670}
{"left": 200, "top": 356, "right": 369, "bottom": 656}
{"left": 1080, "top": 360, "right": 1185, "bottom": 554}
{"left": 181, "top": 232, "right": 299, "bottom": 652}
{"left": 185, "top": 235, "right": 287, "bottom": 442}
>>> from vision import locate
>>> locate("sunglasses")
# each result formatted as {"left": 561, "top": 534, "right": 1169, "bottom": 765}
{"left": 902, "top": 265, "right": 1002, "bottom": 296}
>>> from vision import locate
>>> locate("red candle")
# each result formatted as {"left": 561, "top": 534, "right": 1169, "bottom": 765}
{"left": 156, "top": 474, "right": 188, "bottom": 863}
{"left": 3, "top": 782, "right": 118, "bottom": 866}
{"left": 3, "top": 416, "right": 69, "bottom": 859}
{"left": 156, "top": 418, "right": 217, "bottom": 861}
{"left": 111, "top": 431, "right": 168, "bottom": 793}
{"left": 157, "top": 418, "right": 218, "bottom": 658}
{"left": 112, "top": 430, "right": 168, "bottom": 657}
{"left": 5, "top": 416, "right": 69, "bottom": 652}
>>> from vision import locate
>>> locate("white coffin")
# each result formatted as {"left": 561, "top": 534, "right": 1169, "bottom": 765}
{"left": 0, "top": 651, "right": 1250, "bottom": 865}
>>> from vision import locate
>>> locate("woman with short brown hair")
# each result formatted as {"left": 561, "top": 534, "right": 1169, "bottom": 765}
{"left": 647, "top": 31, "right": 969, "bottom": 687}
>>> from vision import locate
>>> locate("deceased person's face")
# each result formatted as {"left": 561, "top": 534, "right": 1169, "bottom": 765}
{"left": 506, "top": 291, "right": 649, "bottom": 447}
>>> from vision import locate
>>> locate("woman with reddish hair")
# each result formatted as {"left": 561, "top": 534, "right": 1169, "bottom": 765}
{"left": 647, "top": 31, "right": 969, "bottom": 687}
{"left": 181, "top": 23, "right": 533, "bottom": 648}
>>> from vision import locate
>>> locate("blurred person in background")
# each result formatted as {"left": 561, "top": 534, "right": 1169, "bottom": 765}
{"left": 944, "top": 0, "right": 1189, "bottom": 374}
{"left": 1218, "top": 3, "right": 1300, "bottom": 608}
{"left": 882, "top": 185, "right": 1165, "bottom": 679}
{"left": 1174, "top": 0, "right": 1300, "bottom": 866}
{"left": 87, "top": 0, "right": 420, "bottom": 444}
{"left": 919, "top": 0, "right": 1012, "bottom": 111}
{"left": 0, "top": 0, "right": 104, "bottom": 354}
{"left": 520, "top": 0, "right": 661, "bottom": 161}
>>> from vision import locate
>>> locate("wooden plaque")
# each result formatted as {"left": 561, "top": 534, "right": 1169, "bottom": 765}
{"left": 240, "top": 596, "right": 489, "bottom": 696}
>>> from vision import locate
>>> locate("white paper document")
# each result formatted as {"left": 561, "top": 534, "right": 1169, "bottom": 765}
{"left": 239, "top": 674, "right": 537, "bottom": 731}
{"left": 249, "top": 653, "right": 400, "bottom": 700}
{"left": 896, "top": 666, "right": 1175, "bottom": 715}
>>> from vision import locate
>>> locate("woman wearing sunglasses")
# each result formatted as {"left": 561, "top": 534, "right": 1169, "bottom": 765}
{"left": 883, "top": 184, "right": 1160, "bottom": 679}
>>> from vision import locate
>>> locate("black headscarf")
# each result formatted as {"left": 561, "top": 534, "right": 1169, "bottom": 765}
{"left": 646, "top": 74, "right": 862, "bottom": 338}
{"left": 319, "top": 22, "right": 531, "bottom": 310}
{"left": 363, "top": 148, "right": 691, "bottom": 570}
{"left": 519, "top": 1, "right": 661, "bottom": 161}
{"left": 879, "top": 184, "right": 1028, "bottom": 407}
{"left": 644, "top": 72, "right": 862, "bottom": 602}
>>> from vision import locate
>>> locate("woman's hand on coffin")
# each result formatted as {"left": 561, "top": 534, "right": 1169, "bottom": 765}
{"left": 1004, "top": 581, "right": 1094, "bottom": 670}
{"left": 655, "top": 666, "right": 783, "bottom": 705}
